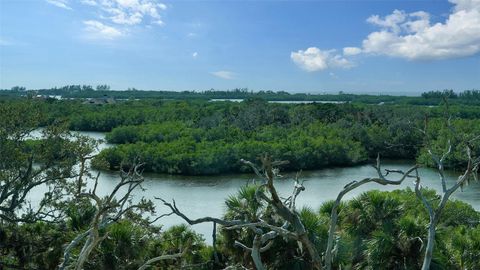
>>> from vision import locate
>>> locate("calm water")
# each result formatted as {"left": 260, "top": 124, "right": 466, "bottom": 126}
{"left": 27, "top": 131, "right": 480, "bottom": 243}
{"left": 209, "top": 99, "right": 346, "bottom": 104}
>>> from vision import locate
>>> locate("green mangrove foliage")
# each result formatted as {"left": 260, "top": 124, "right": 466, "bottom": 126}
{"left": 84, "top": 99, "right": 478, "bottom": 175}
{"left": 3, "top": 98, "right": 480, "bottom": 175}
{"left": 95, "top": 121, "right": 367, "bottom": 175}
{"left": 417, "top": 118, "right": 480, "bottom": 169}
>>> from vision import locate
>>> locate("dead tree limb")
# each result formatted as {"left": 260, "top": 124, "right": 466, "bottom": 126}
{"left": 137, "top": 239, "right": 191, "bottom": 270}
{"left": 416, "top": 142, "right": 479, "bottom": 270}
{"left": 59, "top": 163, "right": 155, "bottom": 270}
{"left": 234, "top": 230, "right": 277, "bottom": 270}
{"left": 413, "top": 114, "right": 480, "bottom": 270}
{"left": 158, "top": 155, "right": 311, "bottom": 269}
{"left": 324, "top": 155, "right": 419, "bottom": 270}
{"left": 246, "top": 155, "right": 323, "bottom": 270}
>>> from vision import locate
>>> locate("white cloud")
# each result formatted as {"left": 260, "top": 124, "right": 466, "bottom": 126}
{"left": 153, "top": 19, "right": 165, "bottom": 26}
{"left": 83, "top": 20, "right": 124, "bottom": 40}
{"left": 107, "top": 8, "right": 143, "bottom": 25}
{"left": 291, "top": 47, "right": 354, "bottom": 72}
{"left": 49, "top": 0, "right": 167, "bottom": 42}
{"left": 211, "top": 71, "right": 236, "bottom": 80}
{"left": 357, "top": 0, "right": 480, "bottom": 60}
{"left": 81, "top": 0, "right": 167, "bottom": 26}
{"left": 343, "top": 47, "right": 362, "bottom": 56}
{"left": 453, "top": 0, "right": 480, "bottom": 11}
{"left": 366, "top": 9, "right": 407, "bottom": 34}
{"left": 192, "top": 52, "right": 198, "bottom": 59}
{"left": 81, "top": 0, "right": 97, "bottom": 5}
{"left": 45, "top": 0, "right": 72, "bottom": 10}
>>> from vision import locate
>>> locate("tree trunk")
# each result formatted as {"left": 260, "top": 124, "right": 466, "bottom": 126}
{"left": 75, "top": 231, "right": 101, "bottom": 270}
{"left": 422, "top": 221, "right": 436, "bottom": 270}
{"left": 212, "top": 221, "right": 219, "bottom": 264}
{"left": 325, "top": 198, "right": 341, "bottom": 270}
{"left": 299, "top": 233, "right": 322, "bottom": 270}
{"left": 251, "top": 235, "right": 265, "bottom": 270}
{"left": 75, "top": 238, "right": 94, "bottom": 270}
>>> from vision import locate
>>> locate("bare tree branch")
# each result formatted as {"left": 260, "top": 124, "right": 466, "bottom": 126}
{"left": 137, "top": 240, "right": 191, "bottom": 270}
{"left": 324, "top": 155, "right": 419, "bottom": 270}
{"left": 59, "top": 163, "right": 156, "bottom": 270}
{"left": 418, "top": 136, "right": 479, "bottom": 270}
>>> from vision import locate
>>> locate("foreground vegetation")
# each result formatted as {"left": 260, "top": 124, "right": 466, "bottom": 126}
{"left": 3, "top": 187, "right": 479, "bottom": 269}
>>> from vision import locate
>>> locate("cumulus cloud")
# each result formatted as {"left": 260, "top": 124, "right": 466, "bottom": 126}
{"left": 45, "top": 0, "right": 72, "bottom": 10}
{"left": 358, "top": 0, "right": 480, "bottom": 60}
{"left": 80, "top": 0, "right": 167, "bottom": 26}
{"left": 152, "top": 19, "right": 165, "bottom": 26}
{"left": 157, "top": 3, "right": 167, "bottom": 10}
{"left": 343, "top": 47, "right": 362, "bottom": 56}
{"left": 291, "top": 47, "right": 354, "bottom": 72}
{"left": 366, "top": 9, "right": 407, "bottom": 34}
{"left": 83, "top": 20, "right": 124, "bottom": 40}
{"left": 211, "top": 71, "right": 236, "bottom": 80}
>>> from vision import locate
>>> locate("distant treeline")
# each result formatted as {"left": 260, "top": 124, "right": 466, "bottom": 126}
{"left": 1, "top": 86, "right": 480, "bottom": 105}
{"left": 421, "top": 89, "right": 480, "bottom": 99}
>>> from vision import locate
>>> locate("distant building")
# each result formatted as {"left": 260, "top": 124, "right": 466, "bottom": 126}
{"left": 83, "top": 95, "right": 116, "bottom": 105}
{"left": 34, "top": 94, "right": 62, "bottom": 100}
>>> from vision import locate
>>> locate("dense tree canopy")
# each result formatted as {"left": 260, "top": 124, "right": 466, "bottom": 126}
{"left": 2, "top": 97, "right": 480, "bottom": 175}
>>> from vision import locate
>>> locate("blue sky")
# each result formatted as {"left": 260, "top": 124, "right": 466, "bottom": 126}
{"left": 0, "top": 0, "right": 479, "bottom": 94}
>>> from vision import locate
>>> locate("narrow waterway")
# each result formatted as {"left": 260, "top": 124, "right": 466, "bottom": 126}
{"left": 27, "top": 130, "right": 480, "bottom": 243}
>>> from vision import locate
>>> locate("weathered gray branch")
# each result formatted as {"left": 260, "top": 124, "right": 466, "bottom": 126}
{"left": 234, "top": 229, "right": 277, "bottom": 270}
{"left": 324, "top": 155, "right": 419, "bottom": 270}
{"left": 137, "top": 240, "right": 191, "bottom": 270}
{"left": 243, "top": 155, "right": 322, "bottom": 270}
{"left": 59, "top": 163, "right": 153, "bottom": 270}
{"left": 158, "top": 156, "right": 312, "bottom": 269}
{"left": 156, "top": 197, "right": 249, "bottom": 227}
{"left": 418, "top": 142, "right": 479, "bottom": 270}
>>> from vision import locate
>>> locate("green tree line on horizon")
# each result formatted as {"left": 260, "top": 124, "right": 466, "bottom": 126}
{"left": 2, "top": 86, "right": 480, "bottom": 105}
